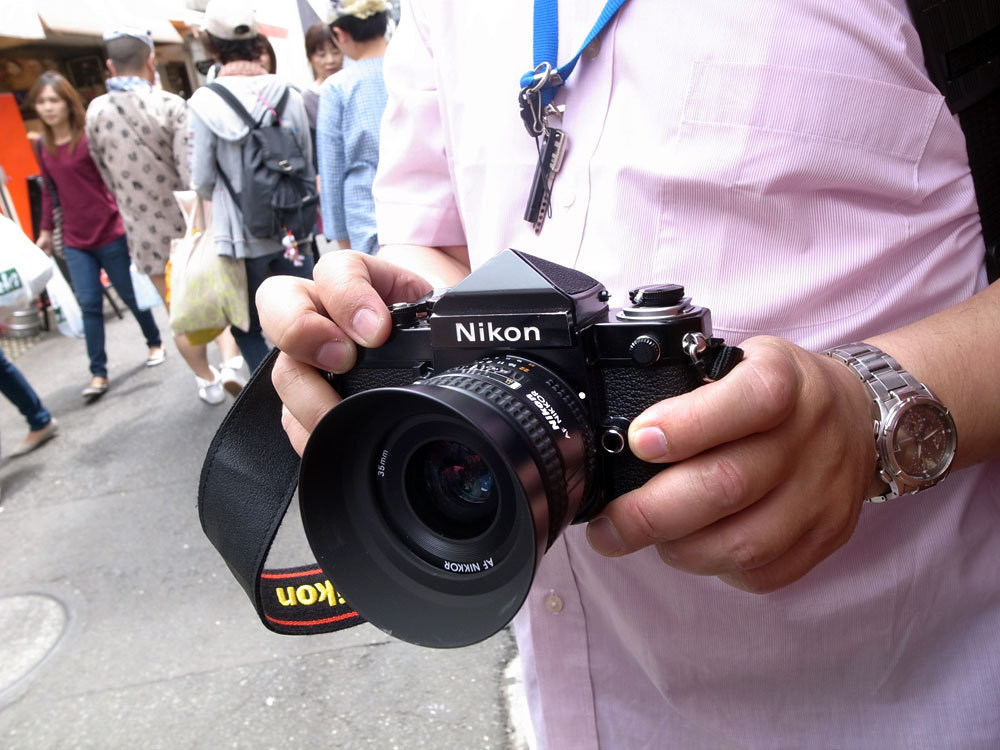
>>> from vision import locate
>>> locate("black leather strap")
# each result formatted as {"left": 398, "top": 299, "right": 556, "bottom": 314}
{"left": 198, "top": 349, "right": 364, "bottom": 635}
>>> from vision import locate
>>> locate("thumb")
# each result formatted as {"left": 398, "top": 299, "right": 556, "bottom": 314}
{"left": 312, "top": 251, "right": 432, "bottom": 348}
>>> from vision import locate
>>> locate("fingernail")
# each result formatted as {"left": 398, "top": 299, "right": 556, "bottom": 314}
{"left": 587, "top": 516, "right": 624, "bottom": 556}
{"left": 316, "top": 341, "right": 350, "bottom": 372}
{"left": 352, "top": 307, "right": 380, "bottom": 344}
{"left": 632, "top": 426, "right": 668, "bottom": 460}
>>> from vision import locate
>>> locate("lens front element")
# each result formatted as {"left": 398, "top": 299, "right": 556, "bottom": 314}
{"left": 408, "top": 440, "right": 498, "bottom": 539}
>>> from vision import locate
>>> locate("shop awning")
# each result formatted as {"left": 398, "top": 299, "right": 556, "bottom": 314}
{"left": 3, "top": 5, "right": 48, "bottom": 40}
{"left": 37, "top": 0, "right": 184, "bottom": 43}
{"left": 9, "top": 0, "right": 186, "bottom": 44}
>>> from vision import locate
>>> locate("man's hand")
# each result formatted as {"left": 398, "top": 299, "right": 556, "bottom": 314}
{"left": 258, "top": 251, "right": 434, "bottom": 454}
{"left": 586, "top": 336, "right": 880, "bottom": 594}
{"left": 36, "top": 230, "right": 53, "bottom": 255}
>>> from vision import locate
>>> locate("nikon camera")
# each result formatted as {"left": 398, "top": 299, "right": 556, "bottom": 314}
{"left": 298, "top": 249, "right": 741, "bottom": 647}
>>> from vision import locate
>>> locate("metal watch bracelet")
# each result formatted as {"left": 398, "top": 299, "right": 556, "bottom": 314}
{"left": 824, "top": 343, "right": 941, "bottom": 503}
{"left": 825, "top": 343, "right": 924, "bottom": 411}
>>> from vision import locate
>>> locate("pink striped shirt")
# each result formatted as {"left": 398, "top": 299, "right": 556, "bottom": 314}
{"left": 375, "top": 1, "right": 999, "bottom": 747}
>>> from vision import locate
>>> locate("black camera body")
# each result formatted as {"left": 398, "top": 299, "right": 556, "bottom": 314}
{"left": 299, "top": 250, "right": 739, "bottom": 647}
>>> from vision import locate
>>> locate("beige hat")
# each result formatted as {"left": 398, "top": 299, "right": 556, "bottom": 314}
{"left": 202, "top": 0, "right": 258, "bottom": 40}
{"left": 337, "top": 0, "right": 391, "bottom": 20}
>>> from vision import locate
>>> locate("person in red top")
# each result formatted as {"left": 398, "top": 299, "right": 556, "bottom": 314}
{"left": 30, "top": 72, "right": 165, "bottom": 400}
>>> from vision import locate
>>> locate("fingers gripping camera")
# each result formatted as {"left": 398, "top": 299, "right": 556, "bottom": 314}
{"left": 297, "top": 250, "right": 742, "bottom": 647}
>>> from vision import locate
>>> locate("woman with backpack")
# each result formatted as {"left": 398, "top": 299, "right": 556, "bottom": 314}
{"left": 188, "top": 0, "right": 315, "bottom": 372}
{"left": 30, "top": 71, "right": 166, "bottom": 401}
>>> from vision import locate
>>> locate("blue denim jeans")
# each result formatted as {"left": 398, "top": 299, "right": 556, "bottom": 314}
{"left": 0, "top": 348, "right": 51, "bottom": 432}
{"left": 231, "top": 247, "right": 314, "bottom": 373}
{"left": 64, "top": 236, "right": 162, "bottom": 379}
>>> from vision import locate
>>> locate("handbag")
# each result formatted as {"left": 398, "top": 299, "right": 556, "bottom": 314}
{"left": 129, "top": 262, "right": 163, "bottom": 311}
{"left": 0, "top": 215, "right": 55, "bottom": 315}
{"left": 169, "top": 191, "right": 250, "bottom": 346}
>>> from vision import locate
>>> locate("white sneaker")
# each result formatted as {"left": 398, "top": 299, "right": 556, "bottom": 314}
{"left": 220, "top": 357, "right": 247, "bottom": 398}
{"left": 196, "top": 366, "right": 226, "bottom": 406}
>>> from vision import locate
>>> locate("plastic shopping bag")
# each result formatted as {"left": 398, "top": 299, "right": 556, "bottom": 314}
{"left": 169, "top": 191, "right": 249, "bottom": 346}
{"left": 45, "top": 263, "right": 85, "bottom": 338}
{"left": 0, "top": 215, "right": 55, "bottom": 314}
{"left": 130, "top": 263, "right": 163, "bottom": 311}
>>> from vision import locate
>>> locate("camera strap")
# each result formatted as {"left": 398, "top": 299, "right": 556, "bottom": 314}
{"left": 198, "top": 349, "right": 365, "bottom": 636}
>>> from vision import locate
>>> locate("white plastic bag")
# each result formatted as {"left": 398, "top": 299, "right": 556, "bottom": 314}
{"left": 0, "top": 215, "right": 55, "bottom": 314}
{"left": 130, "top": 263, "right": 163, "bottom": 311}
{"left": 169, "top": 191, "right": 249, "bottom": 344}
{"left": 45, "top": 263, "right": 84, "bottom": 338}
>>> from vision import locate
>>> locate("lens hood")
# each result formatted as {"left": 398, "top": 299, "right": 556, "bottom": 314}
{"left": 299, "top": 384, "right": 553, "bottom": 647}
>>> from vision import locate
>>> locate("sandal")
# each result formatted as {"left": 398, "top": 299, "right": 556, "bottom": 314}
{"left": 9, "top": 418, "right": 60, "bottom": 457}
{"left": 146, "top": 346, "right": 166, "bottom": 367}
{"left": 82, "top": 377, "right": 109, "bottom": 401}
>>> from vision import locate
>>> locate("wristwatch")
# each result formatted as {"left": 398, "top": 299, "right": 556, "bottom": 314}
{"left": 824, "top": 343, "right": 957, "bottom": 503}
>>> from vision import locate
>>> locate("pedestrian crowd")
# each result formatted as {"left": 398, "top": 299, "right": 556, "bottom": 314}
{"left": 2, "top": 0, "right": 392, "bottom": 459}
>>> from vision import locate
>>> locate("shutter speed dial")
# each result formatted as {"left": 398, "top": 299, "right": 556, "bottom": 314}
{"left": 618, "top": 284, "right": 696, "bottom": 322}
{"left": 629, "top": 285, "right": 685, "bottom": 307}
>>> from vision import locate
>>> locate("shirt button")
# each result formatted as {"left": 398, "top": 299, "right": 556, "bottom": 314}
{"left": 545, "top": 594, "right": 564, "bottom": 614}
{"left": 557, "top": 188, "right": 575, "bottom": 208}
{"left": 584, "top": 38, "right": 601, "bottom": 59}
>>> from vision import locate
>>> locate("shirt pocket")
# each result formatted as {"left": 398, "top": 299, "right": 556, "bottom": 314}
{"left": 660, "top": 61, "right": 945, "bottom": 335}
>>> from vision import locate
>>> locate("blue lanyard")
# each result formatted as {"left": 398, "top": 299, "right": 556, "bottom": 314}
{"left": 519, "top": 0, "right": 630, "bottom": 109}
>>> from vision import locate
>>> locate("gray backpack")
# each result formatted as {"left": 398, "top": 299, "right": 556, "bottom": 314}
{"left": 208, "top": 83, "right": 319, "bottom": 241}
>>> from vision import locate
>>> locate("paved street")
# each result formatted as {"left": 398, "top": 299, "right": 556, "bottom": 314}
{"left": 0, "top": 300, "right": 526, "bottom": 749}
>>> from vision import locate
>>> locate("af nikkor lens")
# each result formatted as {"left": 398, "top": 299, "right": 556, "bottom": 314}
{"left": 298, "top": 355, "right": 592, "bottom": 648}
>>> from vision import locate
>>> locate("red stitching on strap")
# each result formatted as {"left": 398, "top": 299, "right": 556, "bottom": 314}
{"left": 260, "top": 568, "right": 323, "bottom": 580}
{"left": 266, "top": 612, "right": 360, "bottom": 627}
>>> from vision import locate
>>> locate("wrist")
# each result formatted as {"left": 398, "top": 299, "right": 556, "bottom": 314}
{"left": 816, "top": 349, "right": 885, "bottom": 500}
{"left": 378, "top": 244, "right": 471, "bottom": 288}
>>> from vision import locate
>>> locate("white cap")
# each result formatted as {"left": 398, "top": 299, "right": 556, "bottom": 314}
{"left": 202, "top": 0, "right": 258, "bottom": 41}
{"left": 103, "top": 27, "right": 155, "bottom": 51}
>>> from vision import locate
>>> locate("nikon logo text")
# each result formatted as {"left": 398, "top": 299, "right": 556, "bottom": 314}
{"left": 275, "top": 580, "right": 346, "bottom": 608}
{"left": 455, "top": 321, "right": 541, "bottom": 344}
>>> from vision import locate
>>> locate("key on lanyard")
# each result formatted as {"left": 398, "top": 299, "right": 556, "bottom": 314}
{"left": 519, "top": 63, "right": 567, "bottom": 234}
{"left": 523, "top": 127, "right": 566, "bottom": 233}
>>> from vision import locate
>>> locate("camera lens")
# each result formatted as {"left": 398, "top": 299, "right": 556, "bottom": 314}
{"left": 299, "top": 355, "right": 594, "bottom": 648}
{"left": 407, "top": 440, "right": 497, "bottom": 539}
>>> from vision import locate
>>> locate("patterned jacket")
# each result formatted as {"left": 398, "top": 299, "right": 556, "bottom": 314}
{"left": 85, "top": 86, "right": 190, "bottom": 275}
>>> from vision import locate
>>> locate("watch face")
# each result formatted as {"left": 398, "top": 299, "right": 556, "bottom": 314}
{"left": 887, "top": 402, "right": 957, "bottom": 481}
